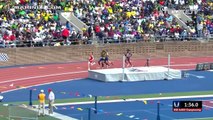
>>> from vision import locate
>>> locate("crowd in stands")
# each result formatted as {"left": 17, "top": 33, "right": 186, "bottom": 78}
{"left": 187, "top": 0, "right": 213, "bottom": 37}
{"left": 72, "top": 0, "right": 213, "bottom": 42}
{"left": 0, "top": 0, "right": 212, "bottom": 48}
{"left": 73, "top": 0, "right": 187, "bottom": 42}
{"left": 0, "top": 0, "right": 83, "bottom": 47}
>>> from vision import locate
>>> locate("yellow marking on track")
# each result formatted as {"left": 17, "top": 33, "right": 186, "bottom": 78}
{"left": 19, "top": 86, "right": 27, "bottom": 89}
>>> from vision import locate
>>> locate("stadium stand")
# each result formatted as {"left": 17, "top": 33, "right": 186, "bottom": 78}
{"left": 0, "top": 0, "right": 212, "bottom": 48}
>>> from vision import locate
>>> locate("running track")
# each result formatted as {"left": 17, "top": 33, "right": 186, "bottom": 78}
{"left": 0, "top": 57, "right": 213, "bottom": 92}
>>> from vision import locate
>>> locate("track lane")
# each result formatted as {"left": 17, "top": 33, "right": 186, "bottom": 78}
{"left": 0, "top": 57, "right": 213, "bottom": 92}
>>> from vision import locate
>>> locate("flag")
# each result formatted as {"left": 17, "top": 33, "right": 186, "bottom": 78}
{"left": 0, "top": 53, "right": 9, "bottom": 61}
{"left": 77, "top": 108, "right": 83, "bottom": 111}
{"left": 143, "top": 100, "right": 147, "bottom": 104}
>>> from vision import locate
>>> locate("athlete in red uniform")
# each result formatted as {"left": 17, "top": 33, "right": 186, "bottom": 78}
{"left": 88, "top": 52, "right": 95, "bottom": 66}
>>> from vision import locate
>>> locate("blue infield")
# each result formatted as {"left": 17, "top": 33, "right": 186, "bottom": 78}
{"left": 1, "top": 70, "right": 213, "bottom": 120}
{"left": 54, "top": 97, "right": 213, "bottom": 120}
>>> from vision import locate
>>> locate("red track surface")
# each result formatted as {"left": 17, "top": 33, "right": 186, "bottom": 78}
{"left": 0, "top": 57, "right": 213, "bottom": 92}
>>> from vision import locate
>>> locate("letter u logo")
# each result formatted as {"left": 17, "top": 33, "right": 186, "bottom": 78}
{"left": 173, "top": 102, "right": 180, "bottom": 107}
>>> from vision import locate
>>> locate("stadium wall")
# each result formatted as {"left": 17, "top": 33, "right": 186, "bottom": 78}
{"left": 1, "top": 41, "right": 213, "bottom": 67}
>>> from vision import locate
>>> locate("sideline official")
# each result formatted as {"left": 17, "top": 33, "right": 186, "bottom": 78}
{"left": 38, "top": 90, "right": 46, "bottom": 116}
{"left": 48, "top": 89, "right": 55, "bottom": 114}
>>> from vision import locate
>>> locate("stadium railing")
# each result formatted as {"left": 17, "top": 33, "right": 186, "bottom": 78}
{"left": 0, "top": 34, "right": 213, "bottom": 48}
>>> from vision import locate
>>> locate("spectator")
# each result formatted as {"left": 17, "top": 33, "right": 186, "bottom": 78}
{"left": 197, "top": 21, "right": 203, "bottom": 37}
{"left": 61, "top": 26, "right": 70, "bottom": 45}
{"left": 48, "top": 89, "right": 55, "bottom": 115}
{"left": 180, "top": 30, "right": 188, "bottom": 40}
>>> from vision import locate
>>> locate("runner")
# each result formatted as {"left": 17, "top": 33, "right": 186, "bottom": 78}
{"left": 105, "top": 50, "right": 113, "bottom": 68}
{"left": 88, "top": 52, "right": 96, "bottom": 70}
{"left": 98, "top": 50, "right": 108, "bottom": 68}
{"left": 125, "top": 49, "right": 133, "bottom": 67}
{"left": 88, "top": 52, "right": 96, "bottom": 66}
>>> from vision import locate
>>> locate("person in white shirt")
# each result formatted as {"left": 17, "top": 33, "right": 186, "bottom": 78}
{"left": 113, "top": 33, "right": 121, "bottom": 41}
{"left": 0, "top": 92, "right": 3, "bottom": 102}
{"left": 48, "top": 89, "right": 55, "bottom": 114}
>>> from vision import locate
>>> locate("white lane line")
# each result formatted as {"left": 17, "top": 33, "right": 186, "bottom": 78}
{"left": 0, "top": 71, "right": 87, "bottom": 84}
{"left": 19, "top": 67, "right": 26, "bottom": 69}
{"left": 188, "top": 74, "right": 205, "bottom": 79}
{"left": 203, "top": 105, "right": 213, "bottom": 109}
{"left": 2, "top": 78, "right": 83, "bottom": 93}
{"left": 51, "top": 95, "right": 213, "bottom": 106}
{"left": 38, "top": 66, "right": 45, "bottom": 69}
{"left": 57, "top": 67, "right": 64, "bottom": 69}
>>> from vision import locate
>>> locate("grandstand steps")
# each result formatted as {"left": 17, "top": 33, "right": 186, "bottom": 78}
{"left": 172, "top": 10, "right": 192, "bottom": 23}
{"left": 59, "top": 12, "right": 88, "bottom": 33}
{"left": 166, "top": 8, "right": 192, "bottom": 32}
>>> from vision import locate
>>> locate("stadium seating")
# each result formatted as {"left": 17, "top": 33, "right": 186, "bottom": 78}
{"left": 71, "top": 0, "right": 212, "bottom": 41}
{"left": 0, "top": 0, "right": 212, "bottom": 48}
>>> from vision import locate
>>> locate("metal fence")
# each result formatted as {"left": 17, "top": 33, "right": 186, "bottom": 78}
{"left": 0, "top": 34, "right": 213, "bottom": 48}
